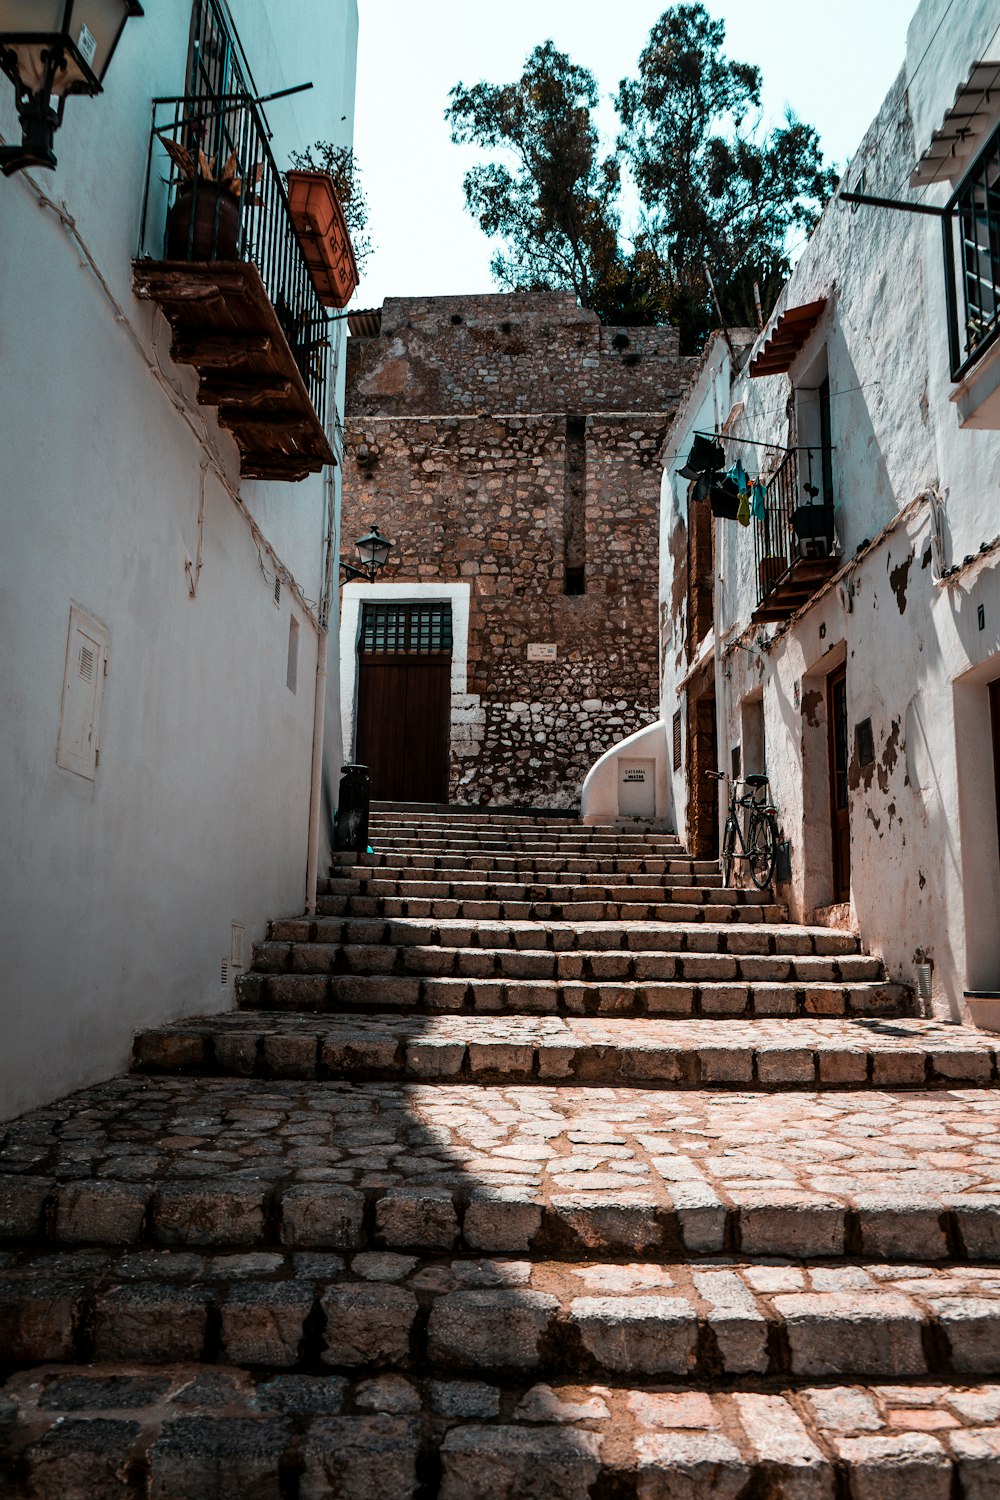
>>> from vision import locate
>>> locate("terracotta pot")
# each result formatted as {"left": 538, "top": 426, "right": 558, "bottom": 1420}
{"left": 286, "top": 169, "right": 359, "bottom": 308}
{"left": 166, "top": 181, "right": 241, "bottom": 261}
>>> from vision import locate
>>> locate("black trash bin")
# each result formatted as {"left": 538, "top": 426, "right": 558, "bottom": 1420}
{"left": 334, "top": 763, "right": 371, "bottom": 856}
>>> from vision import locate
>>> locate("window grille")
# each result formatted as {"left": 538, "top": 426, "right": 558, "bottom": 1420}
{"left": 945, "top": 118, "right": 1000, "bottom": 379}
{"left": 361, "top": 603, "right": 453, "bottom": 655}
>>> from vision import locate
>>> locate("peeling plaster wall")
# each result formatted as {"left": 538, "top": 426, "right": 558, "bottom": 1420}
{"left": 658, "top": 0, "right": 1000, "bottom": 1018}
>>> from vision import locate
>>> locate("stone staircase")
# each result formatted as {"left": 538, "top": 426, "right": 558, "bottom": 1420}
{"left": 3, "top": 806, "right": 1000, "bottom": 1497}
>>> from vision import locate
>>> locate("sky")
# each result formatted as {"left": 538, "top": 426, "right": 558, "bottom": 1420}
{"left": 351, "top": 0, "right": 918, "bottom": 310}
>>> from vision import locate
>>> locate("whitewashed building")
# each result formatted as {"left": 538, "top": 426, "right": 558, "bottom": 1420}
{"left": 657, "top": 0, "right": 1000, "bottom": 1023}
{"left": 0, "top": 0, "right": 359, "bottom": 1118}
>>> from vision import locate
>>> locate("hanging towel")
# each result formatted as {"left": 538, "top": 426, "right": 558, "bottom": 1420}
{"left": 727, "top": 460, "right": 749, "bottom": 496}
{"left": 750, "top": 477, "right": 767, "bottom": 521}
{"left": 737, "top": 491, "right": 751, "bottom": 527}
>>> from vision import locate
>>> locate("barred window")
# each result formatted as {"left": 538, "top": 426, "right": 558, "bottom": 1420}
{"left": 361, "top": 603, "right": 453, "bottom": 655}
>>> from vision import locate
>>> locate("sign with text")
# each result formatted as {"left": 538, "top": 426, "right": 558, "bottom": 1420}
{"left": 526, "top": 643, "right": 558, "bottom": 661}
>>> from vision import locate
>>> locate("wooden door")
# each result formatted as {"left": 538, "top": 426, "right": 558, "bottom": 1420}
{"left": 828, "top": 663, "right": 851, "bottom": 902}
{"left": 356, "top": 654, "right": 451, "bottom": 803}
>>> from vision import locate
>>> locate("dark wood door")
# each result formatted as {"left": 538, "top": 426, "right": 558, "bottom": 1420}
{"left": 356, "top": 652, "right": 451, "bottom": 803}
{"left": 828, "top": 663, "right": 851, "bottom": 903}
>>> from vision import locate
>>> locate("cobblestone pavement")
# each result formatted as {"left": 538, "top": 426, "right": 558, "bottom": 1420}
{"left": 2, "top": 808, "right": 1000, "bottom": 1496}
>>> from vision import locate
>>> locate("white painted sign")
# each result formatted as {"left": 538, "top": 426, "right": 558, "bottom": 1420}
{"left": 527, "top": 642, "right": 557, "bottom": 661}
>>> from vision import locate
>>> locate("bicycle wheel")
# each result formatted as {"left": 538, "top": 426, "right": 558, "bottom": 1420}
{"left": 748, "top": 812, "right": 778, "bottom": 890}
{"left": 721, "top": 815, "right": 737, "bottom": 887}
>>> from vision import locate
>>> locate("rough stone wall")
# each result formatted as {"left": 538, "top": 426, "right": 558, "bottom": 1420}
{"left": 343, "top": 292, "right": 699, "bottom": 808}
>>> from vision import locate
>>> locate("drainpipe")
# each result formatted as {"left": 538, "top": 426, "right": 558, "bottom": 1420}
{"left": 305, "top": 323, "right": 343, "bottom": 916}
{"left": 305, "top": 623, "right": 329, "bottom": 916}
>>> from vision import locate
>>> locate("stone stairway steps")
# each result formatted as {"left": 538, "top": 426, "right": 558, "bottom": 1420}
{"left": 4, "top": 1077, "right": 999, "bottom": 1262}
{"left": 6, "top": 804, "right": 1000, "bottom": 1495}
{"left": 2, "top": 1367, "right": 997, "bottom": 1500}
{"left": 4, "top": 1249, "right": 1000, "bottom": 1382}
{"left": 268, "top": 915, "right": 865, "bottom": 956}
{"left": 349, "top": 853, "right": 721, "bottom": 875}
{"left": 236, "top": 971, "right": 908, "bottom": 1018}
{"left": 333, "top": 864, "right": 725, "bottom": 889}
{"left": 317, "top": 894, "right": 786, "bottom": 922}
{"left": 251, "top": 940, "right": 885, "bottom": 982}
{"left": 133, "top": 1013, "right": 998, "bottom": 1089}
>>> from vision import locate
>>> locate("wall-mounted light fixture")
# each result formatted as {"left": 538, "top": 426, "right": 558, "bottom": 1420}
{"left": 0, "top": 0, "right": 143, "bottom": 176}
{"left": 341, "top": 524, "right": 393, "bottom": 584}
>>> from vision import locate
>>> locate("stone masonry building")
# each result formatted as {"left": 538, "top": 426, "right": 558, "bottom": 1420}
{"left": 339, "top": 291, "right": 698, "bottom": 807}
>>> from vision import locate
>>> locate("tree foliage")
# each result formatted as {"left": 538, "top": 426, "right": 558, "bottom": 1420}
{"left": 288, "top": 142, "right": 373, "bottom": 274}
{"left": 446, "top": 42, "right": 621, "bottom": 312}
{"left": 446, "top": 5, "right": 838, "bottom": 352}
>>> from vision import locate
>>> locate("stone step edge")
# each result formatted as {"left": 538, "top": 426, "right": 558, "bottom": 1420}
{"left": 252, "top": 942, "right": 884, "bottom": 981}
{"left": 268, "top": 918, "right": 863, "bottom": 956}
{"left": 5, "top": 1253, "right": 1000, "bottom": 1383}
{"left": 131, "top": 1019, "right": 992, "bottom": 1089}
{"left": 235, "top": 972, "right": 912, "bottom": 1020}
{"left": 316, "top": 899, "right": 788, "bottom": 924}
{"left": 2, "top": 1365, "right": 998, "bottom": 1500}
{"left": 2, "top": 1175, "right": 997, "bottom": 1263}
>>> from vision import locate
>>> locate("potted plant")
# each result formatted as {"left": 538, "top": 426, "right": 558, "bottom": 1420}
{"left": 161, "top": 138, "right": 252, "bottom": 261}
{"left": 285, "top": 143, "right": 370, "bottom": 308}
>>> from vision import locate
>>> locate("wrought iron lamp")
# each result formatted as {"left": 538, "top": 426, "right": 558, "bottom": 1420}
{"left": 341, "top": 524, "right": 393, "bottom": 584}
{"left": 0, "top": 0, "right": 143, "bottom": 176}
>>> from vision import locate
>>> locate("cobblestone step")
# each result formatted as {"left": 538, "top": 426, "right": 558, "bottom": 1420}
{"left": 332, "top": 864, "right": 725, "bottom": 890}
{"left": 316, "top": 894, "right": 786, "bottom": 922}
{"left": 4, "top": 1250, "right": 1000, "bottom": 1383}
{"left": 251, "top": 940, "right": 884, "bottom": 984}
{"left": 343, "top": 852, "right": 721, "bottom": 876}
{"left": 3, "top": 1365, "right": 998, "bottom": 1500}
{"left": 268, "top": 916, "right": 864, "bottom": 957}
{"left": 133, "top": 1013, "right": 997, "bottom": 1089}
{"left": 236, "top": 971, "right": 909, "bottom": 1019}
{"left": 319, "top": 878, "right": 747, "bottom": 904}
{"left": 4, "top": 1078, "right": 999, "bottom": 1263}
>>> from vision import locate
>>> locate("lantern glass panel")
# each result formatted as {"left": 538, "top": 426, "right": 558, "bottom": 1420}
{"left": 0, "top": 0, "right": 134, "bottom": 93}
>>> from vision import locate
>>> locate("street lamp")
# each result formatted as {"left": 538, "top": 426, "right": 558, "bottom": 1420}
{"left": 341, "top": 524, "right": 393, "bottom": 584}
{"left": 0, "top": 0, "right": 143, "bottom": 176}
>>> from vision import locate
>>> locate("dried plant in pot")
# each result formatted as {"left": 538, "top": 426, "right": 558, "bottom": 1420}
{"left": 162, "top": 139, "right": 255, "bottom": 261}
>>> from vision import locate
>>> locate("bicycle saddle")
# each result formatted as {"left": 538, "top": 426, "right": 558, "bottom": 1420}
{"left": 744, "top": 773, "right": 769, "bottom": 787}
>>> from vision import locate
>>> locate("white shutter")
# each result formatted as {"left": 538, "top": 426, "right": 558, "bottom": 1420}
{"left": 56, "top": 605, "right": 109, "bottom": 780}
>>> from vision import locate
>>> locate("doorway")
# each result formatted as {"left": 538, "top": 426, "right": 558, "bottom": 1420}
{"left": 686, "top": 672, "right": 719, "bottom": 857}
{"left": 356, "top": 602, "right": 452, "bottom": 803}
{"left": 827, "top": 662, "right": 850, "bottom": 902}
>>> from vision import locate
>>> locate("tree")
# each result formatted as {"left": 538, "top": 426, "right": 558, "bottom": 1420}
{"left": 447, "top": 7, "right": 838, "bottom": 351}
{"left": 617, "top": 4, "right": 837, "bottom": 349}
{"left": 445, "top": 41, "right": 622, "bottom": 313}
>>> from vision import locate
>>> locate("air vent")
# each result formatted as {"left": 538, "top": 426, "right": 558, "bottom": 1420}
{"left": 78, "top": 644, "right": 94, "bottom": 682}
{"left": 916, "top": 961, "right": 933, "bottom": 1010}
{"left": 220, "top": 960, "right": 229, "bottom": 987}
{"left": 274, "top": 576, "right": 281, "bottom": 607}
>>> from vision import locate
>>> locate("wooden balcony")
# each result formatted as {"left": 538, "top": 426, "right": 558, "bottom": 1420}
{"left": 135, "top": 95, "right": 337, "bottom": 482}
{"left": 133, "top": 260, "right": 333, "bottom": 481}
{"left": 752, "top": 555, "right": 840, "bottom": 622}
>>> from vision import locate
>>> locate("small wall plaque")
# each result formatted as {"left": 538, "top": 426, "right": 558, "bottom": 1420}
{"left": 527, "top": 643, "right": 557, "bottom": 661}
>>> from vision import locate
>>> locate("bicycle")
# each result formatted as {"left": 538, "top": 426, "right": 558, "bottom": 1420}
{"left": 706, "top": 770, "right": 779, "bottom": 890}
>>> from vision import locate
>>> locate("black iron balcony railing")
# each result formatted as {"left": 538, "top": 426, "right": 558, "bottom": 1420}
{"left": 753, "top": 449, "right": 837, "bottom": 612}
{"left": 137, "top": 92, "right": 331, "bottom": 420}
{"left": 944, "top": 117, "right": 1000, "bottom": 382}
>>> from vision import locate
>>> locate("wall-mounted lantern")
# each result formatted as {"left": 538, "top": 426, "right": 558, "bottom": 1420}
{"left": 341, "top": 525, "right": 393, "bottom": 584}
{"left": 0, "top": 0, "right": 143, "bottom": 176}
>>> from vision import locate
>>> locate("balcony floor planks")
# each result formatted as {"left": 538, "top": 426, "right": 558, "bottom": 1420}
{"left": 132, "top": 259, "right": 334, "bottom": 481}
{"left": 752, "top": 555, "right": 840, "bottom": 622}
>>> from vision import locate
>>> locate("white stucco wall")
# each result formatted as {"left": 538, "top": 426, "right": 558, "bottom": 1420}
{"left": 0, "top": 0, "right": 358, "bottom": 1120}
{"left": 658, "top": 0, "right": 1000, "bottom": 1018}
